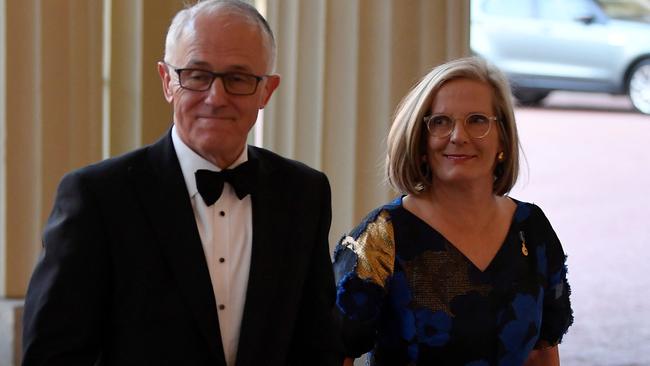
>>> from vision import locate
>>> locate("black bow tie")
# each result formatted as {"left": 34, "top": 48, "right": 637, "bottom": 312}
{"left": 195, "top": 160, "right": 258, "bottom": 206}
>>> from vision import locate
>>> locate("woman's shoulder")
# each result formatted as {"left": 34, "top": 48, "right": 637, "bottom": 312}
{"left": 333, "top": 197, "right": 402, "bottom": 288}
{"left": 509, "top": 197, "right": 567, "bottom": 271}
{"left": 347, "top": 196, "right": 403, "bottom": 238}
{"left": 508, "top": 197, "right": 550, "bottom": 225}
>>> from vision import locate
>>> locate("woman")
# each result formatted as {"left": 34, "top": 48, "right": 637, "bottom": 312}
{"left": 333, "top": 57, "right": 573, "bottom": 366}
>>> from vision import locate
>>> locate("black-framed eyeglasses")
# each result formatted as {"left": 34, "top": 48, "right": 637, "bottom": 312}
{"left": 423, "top": 113, "right": 497, "bottom": 139}
{"left": 167, "top": 64, "right": 267, "bottom": 95}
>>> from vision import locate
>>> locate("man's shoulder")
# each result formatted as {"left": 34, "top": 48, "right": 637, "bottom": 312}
{"left": 71, "top": 131, "right": 173, "bottom": 179}
{"left": 48, "top": 143, "right": 155, "bottom": 205}
{"left": 250, "top": 145, "right": 325, "bottom": 179}
{"left": 61, "top": 132, "right": 173, "bottom": 194}
{"left": 71, "top": 145, "right": 150, "bottom": 180}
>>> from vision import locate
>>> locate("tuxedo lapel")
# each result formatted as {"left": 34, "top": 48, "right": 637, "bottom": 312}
{"left": 130, "top": 132, "right": 226, "bottom": 365}
{"left": 235, "top": 147, "right": 287, "bottom": 366}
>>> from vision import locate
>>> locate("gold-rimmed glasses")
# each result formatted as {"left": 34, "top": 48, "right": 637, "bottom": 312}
{"left": 423, "top": 113, "right": 497, "bottom": 139}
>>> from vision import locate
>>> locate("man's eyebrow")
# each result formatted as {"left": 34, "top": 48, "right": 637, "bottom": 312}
{"left": 184, "top": 59, "right": 212, "bottom": 69}
{"left": 226, "top": 65, "right": 253, "bottom": 73}
{"left": 184, "top": 60, "right": 254, "bottom": 73}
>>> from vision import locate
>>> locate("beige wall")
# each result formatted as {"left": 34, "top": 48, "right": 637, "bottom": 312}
{"left": 0, "top": 0, "right": 469, "bottom": 297}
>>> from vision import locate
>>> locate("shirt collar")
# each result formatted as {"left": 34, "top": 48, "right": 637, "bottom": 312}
{"left": 171, "top": 125, "right": 248, "bottom": 199}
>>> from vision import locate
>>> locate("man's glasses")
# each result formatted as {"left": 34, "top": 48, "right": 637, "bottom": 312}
{"left": 168, "top": 64, "right": 267, "bottom": 95}
{"left": 423, "top": 113, "right": 497, "bottom": 139}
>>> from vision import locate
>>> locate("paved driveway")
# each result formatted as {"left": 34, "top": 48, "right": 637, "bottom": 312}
{"left": 511, "top": 92, "right": 650, "bottom": 365}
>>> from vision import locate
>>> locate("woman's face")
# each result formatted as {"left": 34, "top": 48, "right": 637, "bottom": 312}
{"left": 424, "top": 78, "right": 502, "bottom": 190}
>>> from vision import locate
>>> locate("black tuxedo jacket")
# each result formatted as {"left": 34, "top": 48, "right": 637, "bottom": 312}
{"left": 22, "top": 132, "right": 340, "bottom": 366}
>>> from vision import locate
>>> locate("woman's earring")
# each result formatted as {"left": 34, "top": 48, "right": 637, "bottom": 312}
{"left": 497, "top": 151, "right": 505, "bottom": 162}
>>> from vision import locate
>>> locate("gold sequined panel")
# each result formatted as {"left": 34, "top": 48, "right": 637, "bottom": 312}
{"left": 340, "top": 210, "right": 395, "bottom": 288}
{"left": 402, "top": 247, "right": 491, "bottom": 314}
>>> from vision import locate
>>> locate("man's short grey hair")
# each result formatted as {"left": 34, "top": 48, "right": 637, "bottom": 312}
{"left": 164, "top": 0, "right": 276, "bottom": 72}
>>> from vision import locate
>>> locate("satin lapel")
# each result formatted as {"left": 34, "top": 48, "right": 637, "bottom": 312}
{"left": 131, "top": 132, "right": 226, "bottom": 365}
{"left": 235, "top": 147, "right": 284, "bottom": 366}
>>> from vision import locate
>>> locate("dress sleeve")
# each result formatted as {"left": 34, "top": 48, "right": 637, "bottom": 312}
{"left": 532, "top": 205, "right": 574, "bottom": 348}
{"left": 332, "top": 209, "right": 396, "bottom": 358}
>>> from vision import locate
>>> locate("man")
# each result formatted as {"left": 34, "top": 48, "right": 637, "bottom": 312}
{"left": 22, "top": 1, "right": 339, "bottom": 365}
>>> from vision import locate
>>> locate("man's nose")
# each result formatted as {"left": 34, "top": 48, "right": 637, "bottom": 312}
{"left": 204, "top": 77, "right": 229, "bottom": 105}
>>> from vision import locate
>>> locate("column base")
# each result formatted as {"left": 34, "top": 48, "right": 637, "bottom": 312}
{"left": 0, "top": 298, "right": 23, "bottom": 366}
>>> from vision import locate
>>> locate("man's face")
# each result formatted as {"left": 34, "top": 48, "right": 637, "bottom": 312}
{"left": 158, "top": 11, "right": 280, "bottom": 168}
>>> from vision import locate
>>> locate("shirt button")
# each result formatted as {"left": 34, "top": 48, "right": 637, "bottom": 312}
{"left": 219, "top": 257, "right": 225, "bottom": 263}
{"left": 219, "top": 211, "right": 225, "bottom": 217}
{"left": 218, "top": 304, "right": 226, "bottom": 310}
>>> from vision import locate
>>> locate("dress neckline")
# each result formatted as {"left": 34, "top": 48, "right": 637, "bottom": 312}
{"left": 394, "top": 195, "right": 523, "bottom": 273}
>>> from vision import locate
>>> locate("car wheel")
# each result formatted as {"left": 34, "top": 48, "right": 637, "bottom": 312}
{"left": 513, "top": 89, "right": 550, "bottom": 106}
{"left": 628, "top": 59, "right": 650, "bottom": 115}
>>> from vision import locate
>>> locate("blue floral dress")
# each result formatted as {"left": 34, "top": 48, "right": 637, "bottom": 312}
{"left": 333, "top": 196, "right": 573, "bottom": 366}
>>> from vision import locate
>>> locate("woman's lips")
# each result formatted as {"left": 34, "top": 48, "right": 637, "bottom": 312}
{"left": 443, "top": 154, "right": 475, "bottom": 161}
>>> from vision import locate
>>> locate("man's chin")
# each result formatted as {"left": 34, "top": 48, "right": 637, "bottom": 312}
{"left": 195, "top": 134, "right": 246, "bottom": 153}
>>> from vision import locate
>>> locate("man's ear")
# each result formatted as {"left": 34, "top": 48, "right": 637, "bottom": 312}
{"left": 157, "top": 62, "right": 174, "bottom": 103}
{"left": 259, "top": 74, "right": 281, "bottom": 108}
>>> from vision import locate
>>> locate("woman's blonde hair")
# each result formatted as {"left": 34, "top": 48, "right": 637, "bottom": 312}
{"left": 386, "top": 56, "right": 519, "bottom": 196}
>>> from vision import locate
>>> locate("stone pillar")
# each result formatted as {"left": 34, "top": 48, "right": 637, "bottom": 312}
{"left": 0, "top": 300, "right": 23, "bottom": 366}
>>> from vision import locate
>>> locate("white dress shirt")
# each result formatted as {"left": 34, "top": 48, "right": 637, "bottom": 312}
{"left": 171, "top": 126, "right": 252, "bottom": 366}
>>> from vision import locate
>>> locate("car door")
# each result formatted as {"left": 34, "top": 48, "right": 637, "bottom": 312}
{"left": 471, "top": 0, "right": 538, "bottom": 75}
{"left": 533, "top": 0, "right": 621, "bottom": 86}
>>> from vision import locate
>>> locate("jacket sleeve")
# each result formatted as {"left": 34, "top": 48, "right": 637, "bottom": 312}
{"left": 22, "top": 171, "right": 110, "bottom": 366}
{"left": 286, "top": 172, "right": 342, "bottom": 366}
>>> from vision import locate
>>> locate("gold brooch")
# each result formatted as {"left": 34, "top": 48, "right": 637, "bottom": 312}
{"left": 519, "top": 231, "right": 528, "bottom": 256}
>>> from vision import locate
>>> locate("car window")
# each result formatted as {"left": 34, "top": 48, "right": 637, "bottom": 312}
{"left": 538, "top": 0, "right": 595, "bottom": 21}
{"left": 595, "top": 0, "right": 650, "bottom": 21}
{"left": 477, "top": 0, "right": 534, "bottom": 17}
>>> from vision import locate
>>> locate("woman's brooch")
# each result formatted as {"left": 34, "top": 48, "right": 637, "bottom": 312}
{"left": 519, "top": 231, "right": 528, "bottom": 256}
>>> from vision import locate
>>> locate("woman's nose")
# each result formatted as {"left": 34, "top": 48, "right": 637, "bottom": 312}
{"left": 449, "top": 119, "right": 469, "bottom": 144}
